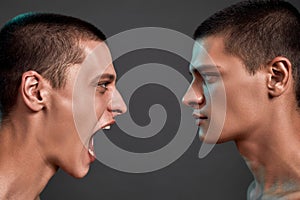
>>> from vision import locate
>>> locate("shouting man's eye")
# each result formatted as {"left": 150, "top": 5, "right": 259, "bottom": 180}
{"left": 97, "top": 82, "right": 110, "bottom": 93}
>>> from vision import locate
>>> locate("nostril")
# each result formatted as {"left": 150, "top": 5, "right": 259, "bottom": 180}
{"left": 189, "top": 102, "right": 200, "bottom": 108}
{"left": 112, "top": 109, "right": 123, "bottom": 115}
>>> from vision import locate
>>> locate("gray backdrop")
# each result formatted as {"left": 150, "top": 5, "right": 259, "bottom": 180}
{"left": 0, "top": 0, "right": 299, "bottom": 199}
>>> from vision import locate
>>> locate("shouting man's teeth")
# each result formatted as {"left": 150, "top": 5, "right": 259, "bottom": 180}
{"left": 88, "top": 124, "right": 112, "bottom": 158}
{"left": 88, "top": 137, "right": 95, "bottom": 157}
{"left": 88, "top": 148, "right": 95, "bottom": 157}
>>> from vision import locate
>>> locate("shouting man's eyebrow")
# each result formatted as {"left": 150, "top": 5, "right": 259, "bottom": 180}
{"left": 92, "top": 73, "right": 116, "bottom": 83}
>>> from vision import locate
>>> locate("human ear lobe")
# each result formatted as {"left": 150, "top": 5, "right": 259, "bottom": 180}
{"left": 267, "top": 57, "right": 291, "bottom": 98}
{"left": 21, "top": 71, "right": 49, "bottom": 112}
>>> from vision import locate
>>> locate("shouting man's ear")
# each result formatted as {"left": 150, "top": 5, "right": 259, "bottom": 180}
{"left": 21, "top": 71, "right": 50, "bottom": 112}
{"left": 267, "top": 57, "right": 292, "bottom": 98}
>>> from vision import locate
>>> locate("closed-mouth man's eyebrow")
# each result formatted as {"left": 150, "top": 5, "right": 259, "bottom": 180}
{"left": 189, "top": 64, "right": 221, "bottom": 73}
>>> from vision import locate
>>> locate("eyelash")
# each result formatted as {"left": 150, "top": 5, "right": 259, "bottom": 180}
{"left": 97, "top": 82, "right": 110, "bottom": 93}
{"left": 201, "top": 73, "right": 219, "bottom": 83}
{"left": 98, "top": 82, "right": 108, "bottom": 88}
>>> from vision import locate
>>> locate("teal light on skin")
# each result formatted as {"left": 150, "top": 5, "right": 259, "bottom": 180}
{"left": 185, "top": 38, "right": 226, "bottom": 157}
{"left": 244, "top": 151, "right": 300, "bottom": 199}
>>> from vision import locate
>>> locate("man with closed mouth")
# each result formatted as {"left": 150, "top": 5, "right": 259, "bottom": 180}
{"left": 183, "top": 0, "right": 300, "bottom": 199}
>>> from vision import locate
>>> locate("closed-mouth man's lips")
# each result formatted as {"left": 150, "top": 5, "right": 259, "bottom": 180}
{"left": 192, "top": 111, "right": 208, "bottom": 126}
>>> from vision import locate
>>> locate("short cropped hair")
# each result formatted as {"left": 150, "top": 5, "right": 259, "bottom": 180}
{"left": 194, "top": 0, "right": 300, "bottom": 107}
{"left": 0, "top": 13, "right": 106, "bottom": 117}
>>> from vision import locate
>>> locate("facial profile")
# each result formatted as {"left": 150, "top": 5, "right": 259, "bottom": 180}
{"left": 183, "top": 36, "right": 276, "bottom": 143}
{"left": 182, "top": 37, "right": 226, "bottom": 144}
{"left": 41, "top": 40, "right": 127, "bottom": 178}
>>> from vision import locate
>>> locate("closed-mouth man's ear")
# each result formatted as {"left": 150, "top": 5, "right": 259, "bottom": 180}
{"left": 21, "top": 70, "right": 50, "bottom": 112}
{"left": 266, "top": 56, "right": 292, "bottom": 98}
